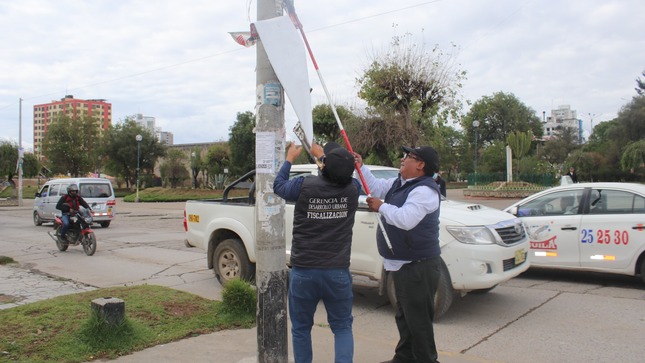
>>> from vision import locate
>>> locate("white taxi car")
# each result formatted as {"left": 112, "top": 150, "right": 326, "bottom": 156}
{"left": 504, "top": 182, "right": 645, "bottom": 283}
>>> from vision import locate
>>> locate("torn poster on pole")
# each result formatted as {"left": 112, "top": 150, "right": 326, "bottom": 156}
{"left": 254, "top": 15, "right": 313, "bottom": 144}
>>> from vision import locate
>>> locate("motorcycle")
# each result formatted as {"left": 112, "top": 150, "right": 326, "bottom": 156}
{"left": 48, "top": 206, "right": 97, "bottom": 256}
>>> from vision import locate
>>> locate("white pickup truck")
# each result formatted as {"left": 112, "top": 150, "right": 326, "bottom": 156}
{"left": 184, "top": 164, "right": 530, "bottom": 318}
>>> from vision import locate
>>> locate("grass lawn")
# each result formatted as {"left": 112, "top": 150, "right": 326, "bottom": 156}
{"left": 0, "top": 285, "right": 255, "bottom": 363}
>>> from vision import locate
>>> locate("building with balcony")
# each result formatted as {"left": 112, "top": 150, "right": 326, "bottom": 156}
{"left": 33, "top": 95, "right": 111, "bottom": 160}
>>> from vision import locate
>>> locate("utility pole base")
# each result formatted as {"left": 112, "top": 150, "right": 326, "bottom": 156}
{"left": 257, "top": 269, "right": 289, "bottom": 362}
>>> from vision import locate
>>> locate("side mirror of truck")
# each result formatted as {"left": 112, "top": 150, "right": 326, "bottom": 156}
{"left": 507, "top": 206, "right": 518, "bottom": 216}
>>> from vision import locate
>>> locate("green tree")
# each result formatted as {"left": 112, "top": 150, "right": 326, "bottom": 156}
{"left": 0, "top": 140, "right": 18, "bottom": 183}
{"left": 189, "top": 148, "right": 203, "bottom": 188}
{"left": 566, "top": 150, "right": 603, "bottom": 182}
{"left": 354, "top": 33, "right": 466, "bottom": 163}
{"left": 41, "top": 113, "right": 100, "bottom": 177}
{"left": 426, "top": 124, "right": 463, "bottom": 180}
{"left": 620, "top": 140, "right": 645, "bottom": 173}
{"left": 583, "top": 119, "right": 623, "bottom": 176}
{"left": 464, "top": 92, "right": 543, "bottom": 147}
{"left": 228, "top": 111, "right": 255, "bottom": 177}
{"left": 205, "top": 144, "right": 230, "bottom": 189}
{"left": 479, "top": 140, "right": 506, "bottom": 173}
{"left": 160, "top": 149, "right": 190, "bottom": 188}
{"left": 311, "top": 104, "right": 357, "bottom": 144}
{"left": 103, "top": 117, "right": 166, "bottom": 188}
{"left": 583, "top": 96, "right": 645, "bottom": 181}
{"left": 22, "top": 152, "right": 39, "bottom": 178}
{"left": 540, "top": 126, "right": 580, "bottom": 170}
{"left": 614, "top": 96, "right": 645, "bottom": 145}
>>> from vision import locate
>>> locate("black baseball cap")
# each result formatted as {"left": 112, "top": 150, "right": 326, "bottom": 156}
{"left": 323, "top": 142, "right": 355, "bottom": 180}
{"left": 401, "top": 145, "right": 439, "bottom": 176}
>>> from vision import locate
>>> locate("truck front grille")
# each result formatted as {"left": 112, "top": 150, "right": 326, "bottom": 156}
{"left": 495, "top": 223, "right": 526, "bottom": 245}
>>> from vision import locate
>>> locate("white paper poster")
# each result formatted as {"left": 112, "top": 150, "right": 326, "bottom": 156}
{"left": 255, "top": 131, "right": 276, "bottom": 174}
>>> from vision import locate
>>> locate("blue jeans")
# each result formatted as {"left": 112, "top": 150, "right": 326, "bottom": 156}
{"left": 289, "top": 266, "right": 354, "bottom": 363}
{"left": 60, "top": 214, "right": 71, "bottom": 237}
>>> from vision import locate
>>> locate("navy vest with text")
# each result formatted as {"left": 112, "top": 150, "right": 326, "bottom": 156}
{"left": 291, "top": 174, "right": 359, "bottom": 268}
{"left": 377, "top": 175, "right": 441, "bottom": 261}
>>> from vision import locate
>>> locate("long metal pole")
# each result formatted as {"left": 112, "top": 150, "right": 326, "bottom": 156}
{"left": 284, "top": 2, "right": 393, "bottom": 252}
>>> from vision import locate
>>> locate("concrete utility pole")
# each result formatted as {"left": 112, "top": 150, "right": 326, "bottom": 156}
{"left": 255, "top": 0, "right": 288, "bottom": 362}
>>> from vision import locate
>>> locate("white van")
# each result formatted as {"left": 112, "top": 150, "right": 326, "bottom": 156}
{"left": 33, "top": 178, "right": 116, "bottom": 228}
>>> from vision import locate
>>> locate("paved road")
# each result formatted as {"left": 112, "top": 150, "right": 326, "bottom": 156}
{"left": 1, "top": 191, "right": 644, "bottom": 362}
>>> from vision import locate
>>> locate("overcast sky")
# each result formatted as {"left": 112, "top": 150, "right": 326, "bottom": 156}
{"left": 1, "top": 0, "right": 643, "bottom": 151}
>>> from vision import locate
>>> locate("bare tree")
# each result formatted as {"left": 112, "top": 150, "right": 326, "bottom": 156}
{"left": 636, "top": 70, "right": 645, "bottom": 95}
{"left": 354, "top": 32, "right": 466, "bottom": 164}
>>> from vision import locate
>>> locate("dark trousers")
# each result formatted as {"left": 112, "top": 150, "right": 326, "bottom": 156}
{"left": 391, "top": 256, "right": 441, "bottom": 363}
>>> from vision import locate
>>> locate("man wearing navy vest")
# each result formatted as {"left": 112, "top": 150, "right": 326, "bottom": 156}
{"left": 356, "top": 145, "right": 442, "bottom": 363}
{"left": 274, "top": 141, "right": 361, "bottom": 363}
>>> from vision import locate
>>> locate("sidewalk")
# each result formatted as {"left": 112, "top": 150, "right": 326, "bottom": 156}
{"left": 1, "top": 263, "right": 494, "bottom": 363}
{"left": 0, "top": 264, "right": 95, "bottom": 310}
{"left": 103, "top": 324, "right": 493, "bottom": 363}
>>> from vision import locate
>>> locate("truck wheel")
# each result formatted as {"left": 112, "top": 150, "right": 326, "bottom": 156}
{"left": 385, "top": 259, "right": 454, "bottom": 320}
{"left": 640, "top": 257, "right": 645, "bottom": 284}
{"left": 213, "top": 238, "right": 255, "bottom": 285}
{"left": 33, "top": 212, "right": 43, "bottom": 226}
{"left": 100, "top": 221, "right": 111, "bottom": 228}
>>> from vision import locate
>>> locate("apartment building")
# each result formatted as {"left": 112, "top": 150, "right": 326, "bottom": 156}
{"left": 541, "top": 105, "right": 583, "bottom": 143}
{"left": 135, "top": 113, "right": 174, "bottom": 145}
{"left": 33, "top": 95, "right": 112, "bottom": 160}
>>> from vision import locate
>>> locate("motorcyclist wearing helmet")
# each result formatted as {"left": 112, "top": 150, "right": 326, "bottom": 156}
{"left": 56, "top": 184, "right": 91, "bottom": 242}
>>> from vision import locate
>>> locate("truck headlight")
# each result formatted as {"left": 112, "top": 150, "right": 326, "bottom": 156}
{"left": 446, "top": 226, "right": 496, "bottom": 245}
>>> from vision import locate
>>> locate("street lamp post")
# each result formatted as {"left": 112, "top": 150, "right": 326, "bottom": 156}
{"left": 135, "top": 134, "right": 142, "bottom": 202}
{"left": 191, "top": 151, "right": 196, "bottom": 189}
{"left": 588, "top": 112, "right": 596, "bottom": 136}
{"left": 473, "top": 120, "right": 480, "bottom": 186}
{"left": 96, "top": 155, "right": 101, "bottom": 177}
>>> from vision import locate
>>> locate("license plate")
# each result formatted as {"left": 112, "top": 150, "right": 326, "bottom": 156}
{"left": 515, "top": 249, "right": 526, "bottom": 265}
